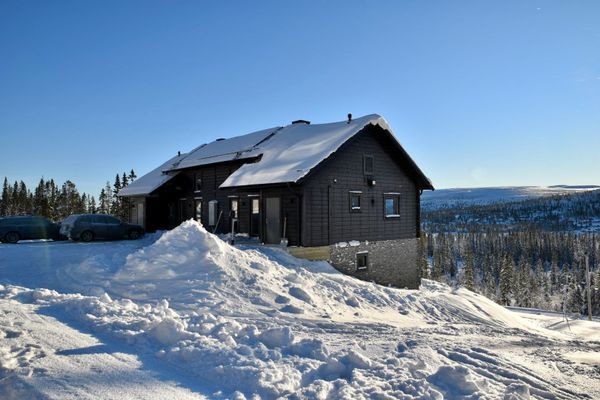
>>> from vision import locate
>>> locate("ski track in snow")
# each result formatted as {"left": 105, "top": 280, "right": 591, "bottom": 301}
{"left": 0, "top": 221, "right": 599, "bottom": 399}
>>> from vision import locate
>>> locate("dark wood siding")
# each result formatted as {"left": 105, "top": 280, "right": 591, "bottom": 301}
{"left": 301, "top": 125, "right": 419, "bottom": 246}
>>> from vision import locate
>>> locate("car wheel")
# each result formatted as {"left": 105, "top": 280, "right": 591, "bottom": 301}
{"left": 80, "top": 230, "right": 94, "bottom": 242}
{"left": 5, "top": 231, "right": 20, "bottom": 244}
{"left": 128, "top": 230, "right": 141, "bottom": 240}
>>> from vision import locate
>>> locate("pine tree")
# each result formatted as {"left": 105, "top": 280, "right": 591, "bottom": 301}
{"left": 418, "top": 234, "right": 430, "bottom": 280}
{"left": 89, "top": 196, "right": 97, "bottom": 214}
{"left": 110, "top": 175, "right": 121, "bottom": 215}
{"left": 99, "top": 188, "right": 108, "bottom": 214}
{"left": 128, "top": 169, "right": 137, "bottom": 182}
{"left": 46, "top": 179, "right": 59, "bottom": 220}
{"left": 462, "top": 243, "right": 475, "bottom": 291}
{"left": 499, "top": 256, "right": 514, "bottom": 306}
{"left": 33, "top": 178, "right": 49, "bottom": 217}
{"left": 1, "top": 177, "right": 10, "bottom": 216}
{"left": 550, "top": 256, "right": 559, "bottom": 295}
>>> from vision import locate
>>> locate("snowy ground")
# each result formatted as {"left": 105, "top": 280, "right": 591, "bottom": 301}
{"left": 0, "top": 221, "right": 599, "bottom": 399}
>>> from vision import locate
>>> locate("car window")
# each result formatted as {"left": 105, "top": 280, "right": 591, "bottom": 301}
{"left": 105, "top": 216, "right": 121, "bottom": 224}
{"left": 63, "top": 215, "right": 78, "bottom": 224}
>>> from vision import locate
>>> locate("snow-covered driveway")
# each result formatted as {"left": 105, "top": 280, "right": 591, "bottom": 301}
{"left": 0, "top": 297, "right": 205, "bottom": 400}
{"left": 1, "top": 222, "right": 599, "bottom": 399}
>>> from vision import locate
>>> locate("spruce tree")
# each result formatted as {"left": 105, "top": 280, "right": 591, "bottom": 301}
{"left": 1, "top": 177, "right": 10, "bottom": 216}
{"left": 110, "top": 175, "right": 121, "bottom": 215}
{"left": 499, "top": 256, "right": 514, "bottom": 306}
{"left": 89, "top": 196, "right": 97, "bottom": 214}
{"left": 128, "top": 169, "right": 137, "bottom": 182}
{"left": 463, "top": 243, "right": 475, "bottom": 291}
{"left": 418, "top": 234, "right": 430, "bottom": 280}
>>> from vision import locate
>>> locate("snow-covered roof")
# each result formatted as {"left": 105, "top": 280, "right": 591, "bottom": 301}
{"left": 220, "top": 114, "right": 393, "bottom": 188}
{"left": 125, "top": 113, "right": 432, "bottom": 195}
{"left": 118, "top": 153, "right": 187, "bottom": 197}
{"left": 168, "top": 127, "right": 280, "bottom": 171}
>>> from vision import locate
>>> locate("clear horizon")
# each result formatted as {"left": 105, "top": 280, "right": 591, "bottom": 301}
{"left": 1, "top": 1, "right": 599, "bottom": 196}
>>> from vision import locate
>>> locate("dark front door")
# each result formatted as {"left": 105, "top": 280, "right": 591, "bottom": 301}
{"left": 179, "top": 199, "right": 189, "bottom": 223}
{"left": 264, "top": 197, "right": 280, "bottom": 244}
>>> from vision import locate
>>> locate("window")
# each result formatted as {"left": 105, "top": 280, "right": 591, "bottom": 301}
{"left": 384, "top": 193, "right": 400, "bottom": 218}
{"left": 363, "top": 154, "right": 374, "bottom": 175}
{"left": 195, "top": 174, "right": 202, "bottom": 192}
{"left": 194, "top": 199, "right": 202, "bottom": 222}
{"left": 229, "top": 198, "right": 239, "bottom": 219}
{"left": 356, "top": 252, "right": 369, "bottom": 271}
{"left": 251, "top": 198, "right": 260, "bottom": 215}
{"left": 349, "top": 191, "right": 361, "bottom": 212}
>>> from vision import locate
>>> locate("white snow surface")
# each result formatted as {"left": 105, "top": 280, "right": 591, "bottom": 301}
{"left": 171, "top": 127, "right": 280, "bottom": 172}
{"left": 0, "top": 220, "right": 599, "bottom": 399}
{"left": 123, "top": 114, "right": 398, "bottom": 195}
{"left": 220, "top": 114, "right": 390, "bottom": 187}
{"left": 118, "top": 153, "right": 187, "bottom": 197}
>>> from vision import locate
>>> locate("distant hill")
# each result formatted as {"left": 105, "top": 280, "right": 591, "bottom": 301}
{"left": 422, "top": 187, "right": 600, "bottom": 233}
{"left": 422, "top": 185, "right": 600, "bottom": 211}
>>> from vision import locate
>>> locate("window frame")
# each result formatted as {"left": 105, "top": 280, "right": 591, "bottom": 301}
{"left": 194, "top": 198, "right": 203, "bottom": 222}
{"left": 363, "top": 154, "right": 374, "bottom": 176}
{"left": 384, "top": 193, "right": 401, "bottom": 219}
{"left": 194, "top": 173, "right": 203, "bottom": 192}
{"left": 356, "top": 251, "right": 369, "bottom": 271}
{"left": 229, "top": 197, "right": 239, "bottom": 219}
{"left": 349, "top": 191, "right": 362, "bottom": 212}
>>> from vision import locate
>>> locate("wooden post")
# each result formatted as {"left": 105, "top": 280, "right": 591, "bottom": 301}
{"left": 585, "top": 253, "right": 592, "bottom": 321}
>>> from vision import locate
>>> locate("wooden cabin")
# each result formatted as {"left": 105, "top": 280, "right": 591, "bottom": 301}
{"left": 119, "top": 114, "right": 433, "bottom": 288}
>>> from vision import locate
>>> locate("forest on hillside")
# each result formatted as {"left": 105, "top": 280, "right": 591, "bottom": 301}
{"left": 422, "top": 190, "right": 600, "bottom": 316}
{"left": 0, "top": 170, "right": 136, "bottom": 221}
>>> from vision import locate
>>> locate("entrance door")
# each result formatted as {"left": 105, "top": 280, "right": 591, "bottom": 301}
{"left": 137, "top": 203, "right": 144, "bottom": 228}
{"left": 265, "top": 197, "right": 281, "bottom": 244}
{"left": 179, "top": 199, "right": 188, "bottom": 223}
{"left": 250, "top": 198, "right": 260, "bottom": 237}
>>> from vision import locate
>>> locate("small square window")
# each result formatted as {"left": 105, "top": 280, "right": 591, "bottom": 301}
{"left": 384, "top": 195, "right": 400, "bottom": 218}
{"left": 349, "top": 192, "right": 361, "bottom": 212}
{"left": 195, "top": 174, "right": 202, "bottom": 191}
{"left": 356, "top": 252, "right": 369, "bottom": 271}
{"left": 363, "top": 154, "right": 374, "bottom": 175}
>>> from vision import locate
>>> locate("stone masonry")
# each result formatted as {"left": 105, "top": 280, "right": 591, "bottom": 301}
{"left": 329, "top": 238, "right": 420, "bottom": 289}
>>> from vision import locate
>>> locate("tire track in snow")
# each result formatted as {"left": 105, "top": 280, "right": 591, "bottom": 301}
{"left": 440, "top": 346, "right": 590, "bottom": 399}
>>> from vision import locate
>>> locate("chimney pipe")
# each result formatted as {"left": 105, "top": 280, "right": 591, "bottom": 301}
{"left": 347, "top": 113, "right": 352, "bottom": 123}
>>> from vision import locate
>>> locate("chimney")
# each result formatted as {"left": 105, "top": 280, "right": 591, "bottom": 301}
{"left": 177, "top": 151, "right": 181, "bottom": 156}
{"left": 347, "top": 113, "right": 352, "bottom": 123}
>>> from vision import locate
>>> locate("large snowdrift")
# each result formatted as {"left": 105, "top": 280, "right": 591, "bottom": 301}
{"left": 0, "top": 220, "right": 596, "bottom": 399}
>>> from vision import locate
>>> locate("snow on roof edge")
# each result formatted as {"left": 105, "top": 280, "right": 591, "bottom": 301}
{"left": 118, "top": 153, "right": 187, "bottom": 197}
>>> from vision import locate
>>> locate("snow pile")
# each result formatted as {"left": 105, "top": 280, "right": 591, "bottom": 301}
{"left": 0, "top": 220, "right": 594, "bottom": 399}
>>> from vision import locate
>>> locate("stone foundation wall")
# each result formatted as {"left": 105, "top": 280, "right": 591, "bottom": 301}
{"left": 329, "top": 238, "right": 420, "bottom": 289}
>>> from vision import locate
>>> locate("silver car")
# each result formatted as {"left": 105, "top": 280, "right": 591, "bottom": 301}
{"left": 60, "top": 214, "right": 143, "bottom": 242}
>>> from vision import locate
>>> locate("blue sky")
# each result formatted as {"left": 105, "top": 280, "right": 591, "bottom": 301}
{"left": 1, "top": 1, "right": 599, "bottom": 196}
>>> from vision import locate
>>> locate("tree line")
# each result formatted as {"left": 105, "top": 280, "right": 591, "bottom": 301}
{"left": 420, "top": 229, "right": 600, "bottom": 316}
{"left": 423, "top": 189, "right": 600, "bottom": 233}
{"left": 0, "top": 170, "right": 136, "bottom": 222}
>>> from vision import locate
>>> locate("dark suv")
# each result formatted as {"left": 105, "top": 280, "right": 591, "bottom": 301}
{"left": 60, "top": 214, "right": 144, "bottom": 242}
{"left": 0, "top": 216, "right": 62, "bottom": 243}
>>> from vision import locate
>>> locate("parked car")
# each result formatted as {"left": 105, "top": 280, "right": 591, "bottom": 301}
{"left": 60, "top": 214, "right": 144, "bottom": 242}
{"left": 0, "top": 216, "right": 63, "bottom": 243}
